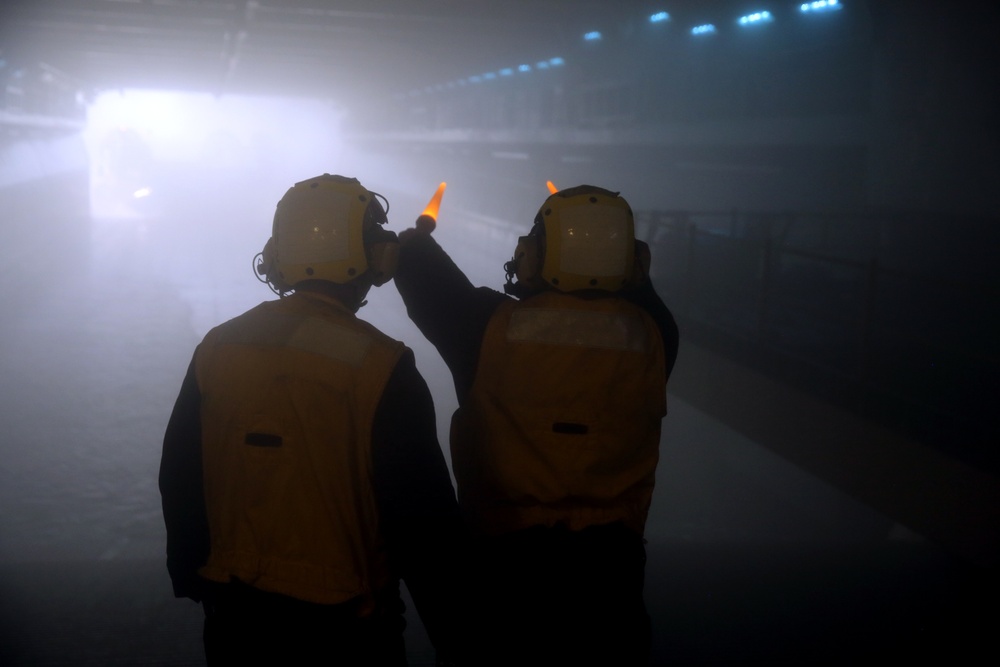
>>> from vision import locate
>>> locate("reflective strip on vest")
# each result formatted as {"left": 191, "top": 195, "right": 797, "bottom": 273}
{"left": 507, "top": 308, "right": 650, "bottom": 352}
{"left": 210, "top": 312, "right": 372, "bottom": 367}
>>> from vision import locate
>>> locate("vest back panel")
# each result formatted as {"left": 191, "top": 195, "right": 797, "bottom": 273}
{"left": 194, "top": 292, "right": 404, "bottom": 608}
{"left": 452, "top": 291, "right": 667, "bottom": 536}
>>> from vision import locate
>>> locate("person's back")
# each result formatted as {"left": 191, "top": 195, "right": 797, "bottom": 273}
{"left": 394, "top": 184, "right": 679, "bottom": 666}
{"left": 160, "top": 174, "right": 463, "bottom": 665}
{"left": 452, "top": 288, "right": 666, "bottom": 537}
{"left": 195, "top": 292, "right": 403, "bottom": 605}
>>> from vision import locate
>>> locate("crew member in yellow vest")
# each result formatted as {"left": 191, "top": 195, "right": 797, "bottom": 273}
{"left": 394, "top": 185, "right": 679, "bottom": 666}
{"left": 160, "top": 174, "right": 465, "bottom": 666}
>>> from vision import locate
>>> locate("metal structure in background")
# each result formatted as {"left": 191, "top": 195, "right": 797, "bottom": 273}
{"left": 0, "top": 0, "right": 611, "bottom": 103}
{"left": 0, "top": 61, "right": 86, "bottom": 138}
{"left": 641, "top": 208, "right": 999, "bottom": 472}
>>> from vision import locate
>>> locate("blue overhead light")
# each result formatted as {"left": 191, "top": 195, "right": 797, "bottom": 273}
{"left": 400, "top": 52, "right": 568, "bottom": 99}
{"left": 534, "top": 57, "right": 564, "bottom": 69}
{"left": 800, "top": 0, "right": 841, "bottom": 12}
{"left": 650, "top": 11, "right": 670, "bottom": 23}
{"left": 738, "top": 11, "right": 774, "bottom": 26}
{"left": 691, "top": 24, "right": 717, "bottom": 35}
{"left": 583, "top": 31, "right": 602, "bottom": 41}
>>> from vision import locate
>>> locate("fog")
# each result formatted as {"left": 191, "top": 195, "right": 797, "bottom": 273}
{"left": 1, "top": 1, "right": 996, "bottom": 664}
{"left": 2, "top": 88, "right": 894, "bottom": 565}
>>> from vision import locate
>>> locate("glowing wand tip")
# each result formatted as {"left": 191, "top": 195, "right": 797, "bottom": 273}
{"left": 421, "top": 182, "right": 447, "bottom": 220}
{"left": 546, "top": 180, "right": 559, "bottom": 194}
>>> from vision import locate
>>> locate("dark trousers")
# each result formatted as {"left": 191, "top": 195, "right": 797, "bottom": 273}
{"left": 201, "top": 578, "right": 407, "bottom": 666}
{"left": 473, "top": 523, "right": 651, "bottom": 667}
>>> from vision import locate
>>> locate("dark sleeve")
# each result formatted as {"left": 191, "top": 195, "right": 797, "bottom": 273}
{"left": 158, "top": 353, "right": 210, "bottom": 601}
{"left": 621, "top": 279, "right": 680, "bottom": 379}
{"left": 394, "top": 233, "right": 508, "bottom": 402}
{"left": 371, "top": 349, "right": 469, "bottom": 656}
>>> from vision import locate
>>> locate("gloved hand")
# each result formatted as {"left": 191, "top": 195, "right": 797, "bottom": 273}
{"left": 399, "top": 214, "right": 437, "bottom": 245}
{"left": 415, "top": 214, "right": 436, "bottom": 234}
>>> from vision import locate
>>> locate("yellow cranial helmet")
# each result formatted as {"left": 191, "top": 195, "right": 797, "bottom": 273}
{"left": 506, "top": 185, "right": 637, "bottom": 296}
{"left": 256, "top": 174, "right": 397, "bottom": 295}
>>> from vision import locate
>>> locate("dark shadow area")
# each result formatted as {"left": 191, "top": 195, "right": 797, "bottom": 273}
{"left": 648, "top": 541, "right": 992, "bottom": 665}
{"left": 1, "top": 541, "right": 990, "bottom": 666}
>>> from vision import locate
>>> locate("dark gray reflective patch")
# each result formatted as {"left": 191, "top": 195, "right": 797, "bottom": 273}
{"left": 245, "top": 432, "right": 283, "bottom": 448}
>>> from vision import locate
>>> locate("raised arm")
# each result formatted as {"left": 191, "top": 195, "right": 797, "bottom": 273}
{"left": 394, "top": 232, "right": 507, "bottom": 402}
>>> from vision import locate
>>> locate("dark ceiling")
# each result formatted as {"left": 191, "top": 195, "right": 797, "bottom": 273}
{"left": 0, "top": 0, "right": 682, "bottom": 103}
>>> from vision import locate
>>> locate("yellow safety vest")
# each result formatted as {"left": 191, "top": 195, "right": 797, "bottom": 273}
{"left": 194, "top": 292, "right": 404, "bottom": 610}
{"left": 451, "top": 291, "right": 667, "bottom": 537}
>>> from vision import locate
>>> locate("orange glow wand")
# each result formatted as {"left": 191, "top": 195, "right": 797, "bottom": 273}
{"left": 422, "top": 182, "right": 447, "bottom": 219}
{"left": 416, "top": 181, "right": 446, "bottom": 233}
{"left": 546, "top": 180, "right": 559, "bottom": 194}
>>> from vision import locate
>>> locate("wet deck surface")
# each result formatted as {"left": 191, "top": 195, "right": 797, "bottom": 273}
{"left": 0, "top": 541, "right": 988, "bottom": 666}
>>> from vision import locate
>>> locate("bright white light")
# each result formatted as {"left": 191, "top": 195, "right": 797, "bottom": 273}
{"left": 738, "top": 11, "right": 774, "bottom": 25}
{"left": 800, "top": 0, "right": 841, "bottom": 12}
{"left": 518, "top": 64, "right": 531, "bottom": 73}
{"left": 650, "top": 12, "right": 670, "bottom": 23}
{"left": 85, "top": 90, "right": 340, "bottom": 166}
{"left": 584, "top": 31, "right": 602, "bottom": 41}
{"left": 691, "top": 24, "right": 717, "bottom": 35}
{"left": 84, "top": 89, "right": 344, "bottom": 220}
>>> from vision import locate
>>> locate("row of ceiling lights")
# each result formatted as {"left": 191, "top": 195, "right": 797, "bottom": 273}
{"left": 402, "top": 1, "right": 844, "bottom": 98}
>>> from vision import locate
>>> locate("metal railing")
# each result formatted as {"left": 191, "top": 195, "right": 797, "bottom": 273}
{"left": 639, "top": 208, "right": 999, "bottom": 472}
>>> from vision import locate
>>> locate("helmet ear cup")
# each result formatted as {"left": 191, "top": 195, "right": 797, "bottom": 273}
{"left": 513, "top": 234, "right": 542, "bottom": 286}
{"left": 366, "top": 226, "right": 399, "bottom": 286}
{"left": 257, "top": 237, "right": 275, "bottom": 277}
{"left": 631, "top": 240, "right": 651, "bottom": 287}
{"left": 503, "top": 233, "right": 544, "bottom": 297}
{"left": 256, "top": 237, "right": 293, "bottom": 294}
